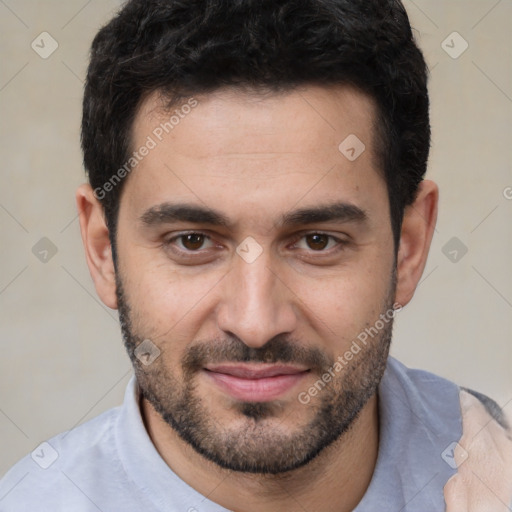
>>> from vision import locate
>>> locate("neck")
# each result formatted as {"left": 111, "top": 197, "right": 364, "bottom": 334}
{"left": 141, "top": 393, "right": 379, "bottom": 512}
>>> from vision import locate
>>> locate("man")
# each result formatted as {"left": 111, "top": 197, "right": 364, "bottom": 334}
{"left": 1, "top": 0, "right": 511, "bottom": 510}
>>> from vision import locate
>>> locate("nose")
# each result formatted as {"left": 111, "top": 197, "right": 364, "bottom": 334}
{"left": 216, "top": 248, "right": 298, "bottom": 349}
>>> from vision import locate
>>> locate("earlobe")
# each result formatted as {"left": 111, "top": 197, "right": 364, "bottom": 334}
{"left": 76, "top": 184, "right": 118, "bottom": 310}
{"left": 394, "top": 180, "right": 438, "bottom": 307}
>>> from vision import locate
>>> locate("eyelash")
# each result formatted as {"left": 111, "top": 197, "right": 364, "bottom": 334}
{"left": 164, "top": 231, "right": 348, "bottom": 259}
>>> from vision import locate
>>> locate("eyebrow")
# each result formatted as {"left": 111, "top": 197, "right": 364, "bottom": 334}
{"left": 139, "top": 201, "right": 368, "bottom": 229}
{"left": 140, "top": 203, "right": 232, "bottom": 227}
{"left": 279, "top": 202, "right": 367, "bottom": 227}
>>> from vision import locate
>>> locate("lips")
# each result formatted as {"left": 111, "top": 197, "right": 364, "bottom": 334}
{"left": 203, "top": 364, "right": 309, "bottom": 402}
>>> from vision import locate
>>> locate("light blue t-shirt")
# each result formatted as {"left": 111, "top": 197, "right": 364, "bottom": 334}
{"left": 0, "top": 357, "right": 479, "bottom": 511}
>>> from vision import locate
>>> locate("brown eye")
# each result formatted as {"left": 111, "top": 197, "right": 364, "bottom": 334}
{"left": 292, "top": 232, "right": 346, "bottom": 255}
{"left": 164, "top": 231, "right": 218, "bottom": 263}
{"left": 179, "top": 233, "right": 207, "bottom": 250}
{"left": 305, "top": 233, "right": 329, "bottom": 251}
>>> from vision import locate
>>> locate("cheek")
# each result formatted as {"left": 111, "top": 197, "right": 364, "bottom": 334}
{"left": 117, "top": 211, "right": 394, "bottom": 352}
{"left": 122, "top": 255, "right": 226, "bottom": 341}
{"left": 290, "top": 260, "right": 392, "bottom": 350}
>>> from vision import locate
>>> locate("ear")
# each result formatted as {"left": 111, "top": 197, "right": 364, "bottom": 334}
{"left": 76, "top": 184, "right": 118, "bottom": 310}
{"left": 394, "top": 180, "right": 438, "bottom": 307}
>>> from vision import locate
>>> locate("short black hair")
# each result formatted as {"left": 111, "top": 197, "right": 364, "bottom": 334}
{"left": 82, "top": 0, "right": 430, "bottom": 251}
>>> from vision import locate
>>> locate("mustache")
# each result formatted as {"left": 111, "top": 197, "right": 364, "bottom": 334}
{"left": 182, "top": 335, "right": 333, "bottom": 375}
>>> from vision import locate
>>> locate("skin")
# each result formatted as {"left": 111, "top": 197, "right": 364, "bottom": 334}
{"left": 76, "top": 85, "right": 438, "bottom": 512}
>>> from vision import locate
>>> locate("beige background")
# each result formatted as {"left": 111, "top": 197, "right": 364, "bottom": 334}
{"left": 0, "top": 0, "right": 511, "bottom": 478}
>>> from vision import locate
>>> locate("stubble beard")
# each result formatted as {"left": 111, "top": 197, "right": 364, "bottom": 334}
{"left": 116, "top": 273, "right": 395, "bottom": 474}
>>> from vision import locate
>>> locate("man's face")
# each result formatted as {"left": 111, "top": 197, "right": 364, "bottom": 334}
{"left": 115, "top": 85, "right": 397, "bottom": 473}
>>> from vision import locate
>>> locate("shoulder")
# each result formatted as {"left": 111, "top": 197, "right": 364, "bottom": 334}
{"left": 444, "top": 388, "right": 512, "bottom": 510}
{"left": 0, "top": 405, "right": 121, "bottom": 511}
{"left": 386, "top": 358, "right": 512, "bottom": 509}
{"left": 383, "top": 356, "right": 463, "bottom": 429}
{"left": 378, "top": 358, "right": 512, "bottom": 509}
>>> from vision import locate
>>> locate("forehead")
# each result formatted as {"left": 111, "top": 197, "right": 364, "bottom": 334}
{"left": 135, "top": 85, "right": 377, "bottom": 162}
{"left": 121, "top": 85, "right": 387, "bottom": 232}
